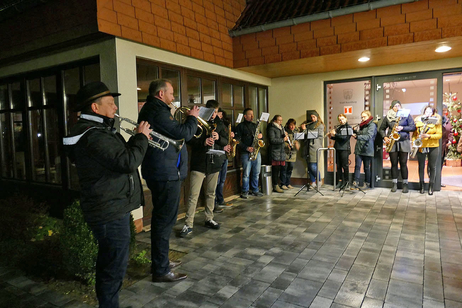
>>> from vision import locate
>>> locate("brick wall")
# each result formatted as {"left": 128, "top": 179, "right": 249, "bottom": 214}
{"left": 97, "top": 0, "right": 246, "bottom": 68}
{"left": 233, "top": 0, "right": 462, "bottom": 68}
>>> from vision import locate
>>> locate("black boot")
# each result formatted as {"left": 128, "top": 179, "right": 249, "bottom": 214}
{"left": 391, "top": 183, "right": 397, "bottom": 192}
{"left": 336, "top": 181, "right": 343, "bottom": 189}
{"left": 402, "top": 183, "right": 409, "bottom": 193}
{"left": 419, "top": 181, "right": 425, "bottom": 194}
{"left": 428, "top": 183, "right": 434, "bottom": 195}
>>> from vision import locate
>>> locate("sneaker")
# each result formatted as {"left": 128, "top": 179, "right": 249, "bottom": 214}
{"left": 179, "top": 225, "right": 193, "bottom": 238}
{"left": 218, "top": 201, "right": 233, "bottom": 208}
{"left": 251, "top": 191, "right": 264, "bottom": 197}
{"left": 240, "top": 191, "right": 249, "bottom": 199}
{"left": 281, "top": 185, "right": 289, "bottom": 190}
{"left": 205, "top": 219, "right": 220, "bottom": 230}
{"left": 213, "top": 208, "right": 224, "bottom": 213}
{"left": 350, "top": 181, "right": 359, "bottom": 190}
{"left": 287, "top": 185, "right": 294, "bottom": 189}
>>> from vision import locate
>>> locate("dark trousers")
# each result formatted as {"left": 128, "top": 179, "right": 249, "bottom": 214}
{"left": 280, "top": 161, "right": 294, "bottom": 186}
{"left": 215, "top": 159, "right": 228, "bottom": 205}
{"left": 146, "top": 179, "right": 181, "bottom": 277}
{"left": 417, "top": 147, "right": 438, "bottom": 183}
{"left": 354, "top": 155, "right": 372, "bottom": 184}
{"left": 336, "top": 150, "right": 349, "bottom": 182}
{"left": 272, "top": 164, "right": 283, "bottom": 186}
{"left": 90, "top": 213, "right": 131, "bottom": 308}
{"left": 389, "top": 151, "right": 408, "bottom": 180}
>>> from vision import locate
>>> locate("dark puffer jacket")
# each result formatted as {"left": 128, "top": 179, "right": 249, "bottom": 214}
{"left": 379, "top": 114, "right": 415, "bottom": 153}
{"left": 267, "top": 122, "right": 286, "bottom": 161}
{"left": 63, "top": 113, "right": 149, "bottom": 226}
{"left": 354, "top": 121, "right": 377, "bottom": 157}
{"left": 138, "top": 95, "right": 198, "bottom": 181}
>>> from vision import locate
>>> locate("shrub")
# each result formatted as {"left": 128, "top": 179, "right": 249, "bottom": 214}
{"left": 60, "top": 200, "right": 98, "bottom": 285}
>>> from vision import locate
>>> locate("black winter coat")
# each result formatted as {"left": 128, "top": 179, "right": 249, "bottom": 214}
{"left": 330, "top": 123, "right": 352, "bottom": 152}
{"left": 267, "top": 122, "right": 286, "bottom": 161}
{"left": 235, "top": 120, "right": 262, "bottom": 153}
{"left": 63, "top": 113, "right": 149, "bottom": 226}
{"left": 188, "top": 116, "right": 228, "bottom": 174}
{"left": 138, "top": 96, "right": 198, "bottom": 181}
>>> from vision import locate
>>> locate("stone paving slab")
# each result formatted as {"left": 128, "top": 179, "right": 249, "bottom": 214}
{"left": 3, "top": 187, "right": 462, "bottom": 307}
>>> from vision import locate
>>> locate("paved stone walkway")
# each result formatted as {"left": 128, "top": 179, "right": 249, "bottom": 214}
{"left": 2, "top": 186, "right": 462, "bottom": 307}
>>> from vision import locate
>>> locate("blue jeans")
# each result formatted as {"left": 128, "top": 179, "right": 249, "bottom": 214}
{"left": 280, "top": 161, "right": 294, "bottom": 186}
{"left": 354, "top": 155, "right": 372, "bottom": 184}
{"left": 90, "top": 213, "right": 131, "bottom": 308}
{"left": 308, "top": 162, "right": 320, "bottom": 183}
{"left": 241, "top": 152, "right": 261, "bottom": 193}
{"left": 215, "top": 158, "right": 228, "bottom": 204}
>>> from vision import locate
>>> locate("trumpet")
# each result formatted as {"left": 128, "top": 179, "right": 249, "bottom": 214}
{"left": 170, "top": 104, "right": 214, "bottom": 138}
{"left": 115, "top": 114, "right": 184, "bottom": 152}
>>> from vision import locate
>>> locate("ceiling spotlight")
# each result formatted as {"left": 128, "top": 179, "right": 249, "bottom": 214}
{"left": 137, "top": 87, "right": 142, "bottom": 91}
{"left": 402, "top": 88, "right": 406, "bottom": 92}
{"left": 435, "top": 46, "right": 451, "bottom": 53}
{"left": 358, "top": 57, "right": 370, "bottom": 62}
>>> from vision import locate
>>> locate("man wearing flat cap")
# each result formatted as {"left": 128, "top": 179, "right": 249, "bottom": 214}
{"left": 63, "top": 81, "right": 151, "bottom": 308}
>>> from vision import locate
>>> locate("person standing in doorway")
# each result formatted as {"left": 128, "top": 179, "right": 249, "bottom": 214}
{"left": 267, "top": 114, "right": 288, "bottom": 193}
{"left": 328, "top": 114, "right": 352, "bottom": 190}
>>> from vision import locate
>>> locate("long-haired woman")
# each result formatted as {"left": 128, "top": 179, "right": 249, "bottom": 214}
{"left": 379, "top": 100, "right": 416, "bottom": 193}
{"left": 304, "top": 110, "right": 324, "bottom": 187}
{"left": 329, "top": 113, "right": 352, "bottom": 189}
{"left": 352, "top": 110, "right": 377, "bottom": 190}
{"left": 413, "top": 106, "right": 442, "bottom": 195}
{"left": 267, "top": 114, "right": 288, "bottom": 193}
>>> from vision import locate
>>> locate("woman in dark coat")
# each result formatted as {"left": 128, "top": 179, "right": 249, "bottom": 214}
{"left": 304, "top": 110, "right": 324, "bottom": 186}
{"left": 352, "top": 110, "right": 377, "bottom": 190}
{"left": 379, "top": 100, "right": 416, "bottom": 193}
{"left": 267, "top": 114, "right": 288, "bottom": 193}
{"left": 329, "top": 113, "right": 352, "bottom": 189}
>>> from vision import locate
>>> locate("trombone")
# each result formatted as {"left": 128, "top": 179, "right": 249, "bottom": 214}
{"left": 170, "top": 104, "right": 214, "bottom": 138}
{"left": 115, "top": 114, "right": 184, "bottom": 152}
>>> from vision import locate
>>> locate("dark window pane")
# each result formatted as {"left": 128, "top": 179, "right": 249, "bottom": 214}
{"left": 28, "top": 78, "right": 42, "bottom": 108}
{"left": 29, "top": 110, "right": 46, "bottom": 182}
{"left": 249, "top": 86, "right": 257, "bottom": 112}
{"left": 43, "top": 75, "right": 57, "bottom": 106}
{"left": 136, "top": 61, "right": 158, "bottom": 106}
{"left": 203, "top": 79, "right": 215, "bottom": 103}
{"left": 44, "top": 108, "right": 60, "bottom": 184}
{"left": 258, "top": 88, "right": 267, "bottom": 115}
{"left": 0, "top": 113, "right": 14, "bottom": 178}
{"left": 222, "top": 83, "right": 232, "bottom": 107}
{"left": 13, "top": 112, "right": 26, "bottom": 180}
{"left": 161, "top": 68, "right": 180, "bottom": 107}
{"left": 234, "top": 85, "right": 244, "bottom": 108}
{"left": 64, "top": 67, "right": 80, "bottom": 133}
{"left": 11, "top": 82, "right": 24, "bottom": 110}
{"left": 187, "top": 75, "right": 201, "bottom": 104}
{"left": 0, "top": 84, "right": 8, "bottom": 110}
{"left": 84, "top": 63, "right": 100, "bottom": 84}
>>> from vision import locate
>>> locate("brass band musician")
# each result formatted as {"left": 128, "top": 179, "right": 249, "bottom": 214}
{"left": 328, "top": 114, "right": 352, "bottom": 190}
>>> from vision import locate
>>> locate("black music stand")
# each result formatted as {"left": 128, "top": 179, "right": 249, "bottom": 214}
{"left": 294, "top": 130, "right": 324, "bottom": 197}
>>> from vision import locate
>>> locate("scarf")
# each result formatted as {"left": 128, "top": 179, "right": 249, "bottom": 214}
{"left": 359, "top": 116, "right": 373, "bottom": 129}
{"left": 273, "top": 122, "right": 282, "bottom": 130}
{"left": 386, "top": 109, "right": 398, "bottom": 122}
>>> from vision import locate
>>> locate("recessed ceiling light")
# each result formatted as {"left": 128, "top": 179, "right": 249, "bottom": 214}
{"left": 137, "top": 87, "right": 142, "bottom": 91}
{"left": 435, "top": 46, "right": 451, "bottom": 53}
{"left": 358, "top": 57, "right": 370, "bottom": 62}
{"left": 402, "top": 88, "right": 406, "bottom": 92}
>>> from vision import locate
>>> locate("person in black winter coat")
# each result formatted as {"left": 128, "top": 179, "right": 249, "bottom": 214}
{"left": 328, "top": 114, "right": 352, "bottom": 190}
{"left": 352, "top": 110, "right": 377, "bottom": 190}
{"left": 64, "top": 82, "right": 151, "bottom": 308}
{"left": 180, "top": 99, "right": 228, "bottom": 238}
{"left": 267, "top": 115, "right": 288, "bottom": 193}
{"left": 138, "top": 79, "right": 199, "bottom": 283}
{"left": 379, "top": 100, "right": 416, "bottom": 193}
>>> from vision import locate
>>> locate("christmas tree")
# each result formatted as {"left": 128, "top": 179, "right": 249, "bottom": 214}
{"left": 445, "top": 92, "right": 462, "bottom": 160}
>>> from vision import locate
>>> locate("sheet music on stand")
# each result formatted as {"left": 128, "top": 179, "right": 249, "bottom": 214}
{"left": 259, "top": 112, "right": 270, "bottom": 122}
{"left": 422, "top": 116, "right": 438, "bottom": 125}
{"left": 294, "top": 130, "right": 318, "bottom": 140}
{"left": 199, "top": 107, "right": 215, "bottom": 121}
{"left": 236, "top": 113, "right": 243, "bottom": 124}
{"left": 339, "top": 128, "right": 354, "bottom": 135}
{"left": 396, "top": 109, "right": 410, "bottom": 118}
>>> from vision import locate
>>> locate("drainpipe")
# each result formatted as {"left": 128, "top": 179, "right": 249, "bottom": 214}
{"left": 229, "top": 0, "right": 419, "bottom": 37}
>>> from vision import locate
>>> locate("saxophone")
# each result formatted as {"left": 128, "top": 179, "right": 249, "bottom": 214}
{"left": 249, "top": 120, "right": 265, "bottom": 161}
{"left": 385, "top": 117, "right": 401, "bottom": 153}
{"left": 410, "top": 120, "right": 429, "bottom": 158}
{"left": 226, "top": 123, "right": 239, "bottom": 159}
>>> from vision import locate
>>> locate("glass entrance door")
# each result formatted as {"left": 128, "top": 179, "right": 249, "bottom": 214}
{"left": 374, "top": 75, "right": 442, "bottom": 190}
